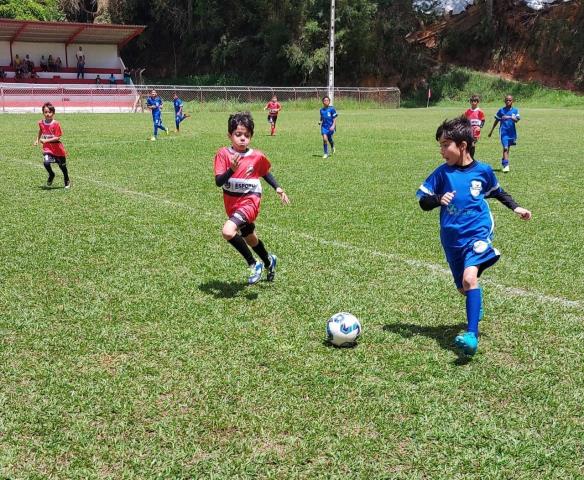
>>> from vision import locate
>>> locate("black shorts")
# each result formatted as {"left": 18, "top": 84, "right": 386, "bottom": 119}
{"left": 43, "top": 154, "right": 66, "bottom": 166}
{"left": 229, "top": 211, "right": 256, "bottom": 237}
{"left": 267, "top": 114, "right": 278, "bottom": 125}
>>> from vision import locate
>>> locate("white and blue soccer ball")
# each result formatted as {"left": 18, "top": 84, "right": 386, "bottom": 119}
{"left": 326, "top": 312, "right": 362, "bottom": 347}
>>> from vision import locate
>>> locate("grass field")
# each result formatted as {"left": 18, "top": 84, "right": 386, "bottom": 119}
{"left": 1, "top": 105, "right": 583, "bottom": 479}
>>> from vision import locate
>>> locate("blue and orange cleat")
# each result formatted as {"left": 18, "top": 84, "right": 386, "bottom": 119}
{"left": 454, "top": 332, "right": 478, "bottom": 356}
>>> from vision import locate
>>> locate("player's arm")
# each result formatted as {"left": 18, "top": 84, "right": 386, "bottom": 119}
{"left": 487, "top": 118, "right": 499, "bottom": 137}
{"left": 486, "top": 188, "right": 531, "bottom": 219}
{"left": 263, "top": 171, "right": 290, "bottom": 205}
{"left": 42, "top": 134, "right": 61, "bottom": 143}
{"left": 215, "top": 153, "right": 241, "bottom": 186}
{"left": 33, "top": 127, "right": 42, "bottom": 146}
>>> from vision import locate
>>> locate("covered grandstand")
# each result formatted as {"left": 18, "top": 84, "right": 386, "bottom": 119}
{"left": 0, "top": 18, "right": 145, "bottom": 112}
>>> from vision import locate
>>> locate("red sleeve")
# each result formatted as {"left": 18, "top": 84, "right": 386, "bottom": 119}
{"left": 276, "top": 103, "right": 281, "bottom": 110}
{"left": 464, "top": 109, "right": 471, "bottom": 118}
{"left": 479, "top": 110, "right": 485, "bottom": 121}
{"left": 259, "top": 154, "right": 271, "bottom": 177}
{"left": 54, "top": 122, "right": 63, "bottom": 137}
{"left": 214, "top": 148, "right": 230, "bottom": 176}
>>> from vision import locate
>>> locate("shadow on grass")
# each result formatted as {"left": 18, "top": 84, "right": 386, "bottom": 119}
{"left": 383, "top": 322, "right": 473, "bottom": 366}
{"left": 198, "top": 280, "right": 259, "bottom": 300}
{"left": 39, "top": 185, "right": 66, "bottom": 190}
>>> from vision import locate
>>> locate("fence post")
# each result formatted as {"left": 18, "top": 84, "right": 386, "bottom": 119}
{"left": 1, "top": 86, "right": 4, "bottom": 113}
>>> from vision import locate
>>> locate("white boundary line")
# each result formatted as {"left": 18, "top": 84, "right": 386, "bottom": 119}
{"left": 7, "top": 158, "right": 583, "bottom": 310}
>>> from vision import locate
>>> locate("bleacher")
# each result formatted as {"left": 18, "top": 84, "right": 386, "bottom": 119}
{"left": 0, "top": 18, "right": 145, "bottom": 112}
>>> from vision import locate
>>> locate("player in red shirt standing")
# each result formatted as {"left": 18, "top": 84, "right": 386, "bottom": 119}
{"left": 464, "top": 94, "right": 486, "bottom": 159}
{"left": 214, "top": 112, "right": 290, "bottom": 285}
{"left": 34, "top": 102, "right": 70, "bottom": 189}
{"left": 263, "top": 95, "right": 282, "bottom": 136}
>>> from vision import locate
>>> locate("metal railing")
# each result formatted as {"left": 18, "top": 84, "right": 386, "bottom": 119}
{"left": 0, "top": 84, "right": 400, "bottom": 113}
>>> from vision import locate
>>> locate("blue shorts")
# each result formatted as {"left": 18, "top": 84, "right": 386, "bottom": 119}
{"left": 321, "top": 127, "right": 335, "bottom": 136}
{"left": 153, "top": 115, "right": 163, "bottom": 126}
{"left": 501, "top": 136, "right": 516, "bottom": 149}
{"left": 444, "top": 240, "right": 500, "bottom": 289}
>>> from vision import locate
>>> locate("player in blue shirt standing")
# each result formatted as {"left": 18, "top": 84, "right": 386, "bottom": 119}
{"left": 319, "top": 96, "right": 337, "bottom": 159}
{"left": 172, "top": 93, "right": 191, "bottom": 133}
{"left": 488, "top": 95, "right": 520, "bottom": 173}
{"left": 417, "top": 116, "right": 532, "bottom": 356}
{"left": 146, "top": 89, "right": 168, "bottom": 141}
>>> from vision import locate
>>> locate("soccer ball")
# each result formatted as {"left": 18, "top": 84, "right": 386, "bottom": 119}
{"left": 326, "top": 312, "right": 362, "bottom": 347}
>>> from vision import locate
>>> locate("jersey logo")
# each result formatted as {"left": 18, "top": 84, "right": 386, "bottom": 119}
{"left": 470, "top": 180, "right": 482, "bottom": 197}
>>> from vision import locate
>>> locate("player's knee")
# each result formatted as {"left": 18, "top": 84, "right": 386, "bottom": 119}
{"left": 462, "top": 274, "right": 478, "bottom": 291}
{"left": 222, "top": 223, "right": 237, "bottom": 240}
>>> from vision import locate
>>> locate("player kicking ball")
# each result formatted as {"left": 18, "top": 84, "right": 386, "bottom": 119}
{"left": 417, "top": 116, "right": 531, "bottom": 357}
{"left": 214, "top": 112, "right": 290, "bottom": 285}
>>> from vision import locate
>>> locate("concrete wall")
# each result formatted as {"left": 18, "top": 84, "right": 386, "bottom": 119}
{"left": 1, "top": 42, "right": 121, "bottom": 69}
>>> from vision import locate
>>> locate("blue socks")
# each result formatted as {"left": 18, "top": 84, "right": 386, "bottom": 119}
{"left": 465, "top": 288, "right": 482, "bottom": 336}
{"left": 502, "top": 158, "right": 509, "bottom": 167}
{"left": 323, "top": 142, "right": 328, "bottom": 154}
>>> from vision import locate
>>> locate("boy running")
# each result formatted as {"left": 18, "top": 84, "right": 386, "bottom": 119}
{"left": 416, "top": 116, "right": 531, "bottom": 356}
{"left": 214, "top": 112, "right": 290, "bottom": 285}
{"left": 34, "top": 102, "right": 71, "bottom": 189}
{"left": 319, "top": 96, "right": 337, "bottom": 158}
{"left": 146, "top": 89, "right": 168, "bottom": 141}
{"left": 172, "top": 93, "right": 191, "bottom": 132}
{"left": 488, "top": 95, "right": 520, "bottom": 172}
{"left": 464, "top": 94, "right": 485, "bottom": 159}
{"left": 264, "top": 95, "right": 282, "bottom": 136}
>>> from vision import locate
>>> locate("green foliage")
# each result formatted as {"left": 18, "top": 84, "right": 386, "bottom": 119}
{"left": 0, "top": 0, "right": 63, "bottom": 21}
{"left": 404, "top": 67, "right": 584, "bottom": 107}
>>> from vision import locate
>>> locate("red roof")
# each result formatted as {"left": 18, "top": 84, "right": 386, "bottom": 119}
{"left": 0, "top": 18, "right": 145, "bottom": 47}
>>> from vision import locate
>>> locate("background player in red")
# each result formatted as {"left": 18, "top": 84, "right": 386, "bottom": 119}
{"left": 33, "top": 102, "right": 71, "bottom": 189}
{"left": 464, "top": 94, "right": 485, "bottom": 159}
{"left": 214, "top": 112, "right": 290, "bottom": 285}
{"left": 263, "top": 95, "right": 282, "bottom": 136}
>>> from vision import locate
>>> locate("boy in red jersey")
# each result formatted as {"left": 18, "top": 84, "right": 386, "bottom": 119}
{"left": 214, "top": 112, "right": 290, "bottom": 284}
{"left": 263, "top": 95, "right": 282, "bottom": 136}
{"left": 33, "top": 102, "right": 70, "bottom": 189}
{"left": 464, "top": 94, "right": 485, "bottom": 159}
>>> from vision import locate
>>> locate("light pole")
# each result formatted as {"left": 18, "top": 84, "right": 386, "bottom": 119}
{"left": 328, "top": 0, "right": 335, "bottom": 104}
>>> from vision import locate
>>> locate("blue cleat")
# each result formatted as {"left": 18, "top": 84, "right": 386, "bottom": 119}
{"left": 454, "top": 332, "right": 478, "bottom": 356}
{"left": 248, "top": 261, "right": 263, "bottom": 285}
{"left": 267, "top": 254, "right": 277, "bottom": 282}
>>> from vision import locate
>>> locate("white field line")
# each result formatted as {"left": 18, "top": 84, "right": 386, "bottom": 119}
{"left": 9, "top": 158, "right": 583, "bottom": 310}
{"left": 71, "top": 137, "right": 180, "bottom": 148}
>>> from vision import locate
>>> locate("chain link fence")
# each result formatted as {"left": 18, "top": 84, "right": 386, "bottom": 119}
{"left": 136, "top": 85, "right": 400, "bottom": 110}
{"left": 0, "top": 84, "right": 400, "bottom": 113}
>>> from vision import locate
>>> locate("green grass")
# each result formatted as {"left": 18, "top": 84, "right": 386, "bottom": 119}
{"left": 1, "top": 106, "right": 583, "bottom": 479}
{"left": 404, "top": 67, "right": 584, "bottom": 108}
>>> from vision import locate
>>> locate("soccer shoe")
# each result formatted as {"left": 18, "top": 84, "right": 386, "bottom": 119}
{"left": 332, "top": 147, "right": 336, "bottom": 154}
{"left": 248, "top": 261, "right": 264, "bottom": 285}
{"left": 65, "top": 181, "right": 71, "bottom": 189}
{"left": 150, "top": 136, "right": 156, "bottom": 141}
{"left": 46, "top": 179, "right": 53, "bottom": 187}
{"left": 454, "top": 332, "right": 478, "bottom": 356}
{"left": 165, "top": 128, "right": 169, "bottom": 136}
{"left": 323, "top": 153, "right": 328, "bottom": 159}
{"left": 267, "top": 254, "right": 277, "bottom": 282}
{"left": 502, "top": 165, "right": 510, "bottom": 173}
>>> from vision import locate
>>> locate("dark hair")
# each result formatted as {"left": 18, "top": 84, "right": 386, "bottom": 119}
{"left": 42, "top": 102, "right": 55, "bottom": 113}
{"left": 435, "top": 116, "right": 474, "bottom": 147}
{"left": 228, "top": 111, "right": 254, "bottom": 136}
{"left": 322, "top": 95, "right": 330, "bottom": 102}
{"left": 470, "top": 94, "right": 480, "bottom": 102}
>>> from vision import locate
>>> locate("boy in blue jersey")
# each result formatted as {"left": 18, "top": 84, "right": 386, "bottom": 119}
{"left": 319, "top": 96, "right": 337, "bottom": 158}
{"left": 172, "top": 93, "right": 191, "bottom": 132}
{"left": 146, "top": 89, "right": 168, "bottom": 141}
{"left": 417, "top": 116, "right": 532, "bottom": 356}
{"left": 488, "top": 95, "right": 520, "bottom": 173}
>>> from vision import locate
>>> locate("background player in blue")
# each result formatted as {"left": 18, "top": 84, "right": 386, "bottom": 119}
{"left": 417, "top": 116, "right": 532, "bottom": 356}
{"left": 146, "top": 89, "right": 168, "bottom": 141}
{"left": 488, "top": 94, "right": 520, "bottom": 173}
{"left": 172, "top": 93, "right": 191, "bottom": 132}
{"left": 319, "top": 95, "right": 337, "bottom": 158}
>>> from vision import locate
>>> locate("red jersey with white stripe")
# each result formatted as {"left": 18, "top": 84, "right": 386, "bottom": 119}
{"left": 266, "top": 101, "right": 281, "bottom": 116}
{"left": 38, "top": 119, "right": 67, "bottom": 157}
{"left": 214, "top": 147, "right": 271, "bottom": 223}
{"left": 464, "top": 108, "right": 486, "bottom": 140}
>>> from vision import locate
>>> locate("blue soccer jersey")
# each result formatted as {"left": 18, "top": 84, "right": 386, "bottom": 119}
{"left": 495, "top": 106, "right": 520, "bottom": 141}
{"left": 416, "top": 161, "right": 502, "bottom": 249}
{"left": 320, "top": 106, "right": 337, "bottom": 132}
{"left": 173, "top": 97, "right": 183, "bottom": 114}
{"left": 146, "top": 96, "right": 162, "bottom": 117}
